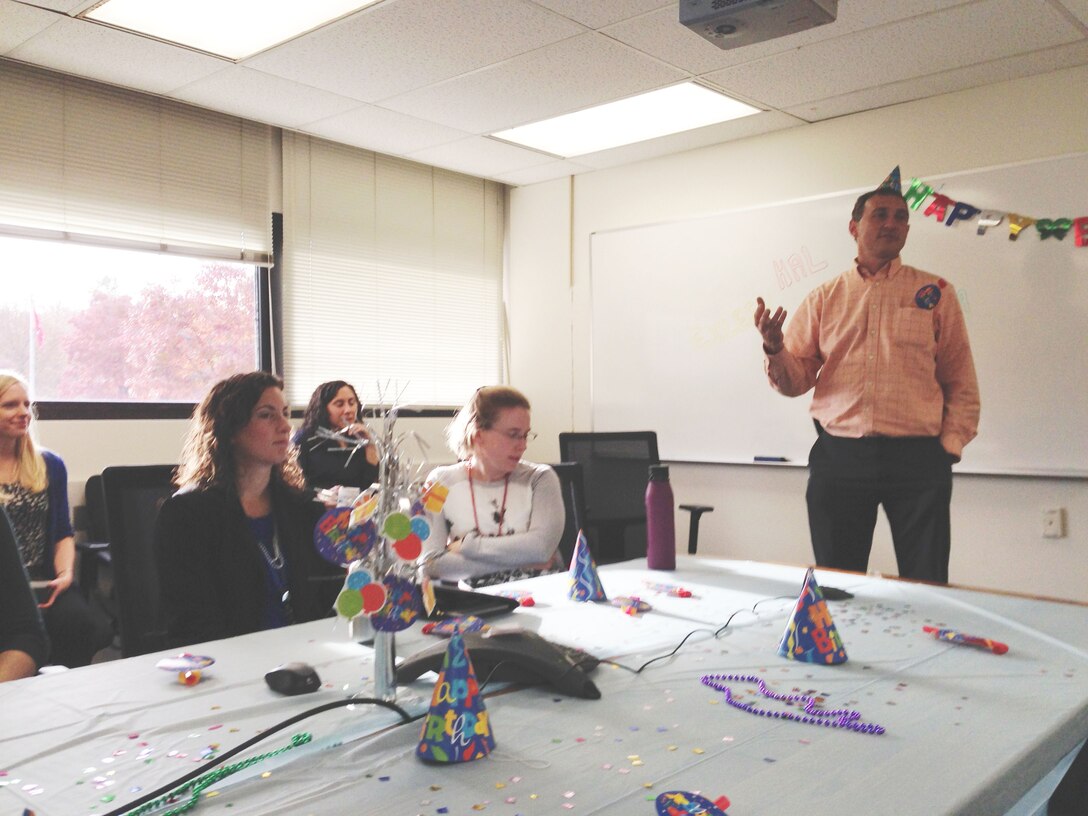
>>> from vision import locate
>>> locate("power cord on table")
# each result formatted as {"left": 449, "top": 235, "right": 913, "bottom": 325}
{"left": 604, "top": 594, "right": 795, "bottom": 674}
{"left": 105, "top": 696, "right": 416, "bottom": 816}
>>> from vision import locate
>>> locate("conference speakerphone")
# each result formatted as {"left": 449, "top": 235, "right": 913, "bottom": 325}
{"left": 397, "top": 629, "right": 601, "bottom": 700}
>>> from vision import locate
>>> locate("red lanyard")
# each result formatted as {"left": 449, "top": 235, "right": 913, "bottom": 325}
{"left": 467, "top": 465, "right": 510, "bottom": 536}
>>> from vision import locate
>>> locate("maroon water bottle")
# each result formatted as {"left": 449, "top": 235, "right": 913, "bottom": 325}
{"left": 645, "top": 465, "right": 676, "bottom": 570}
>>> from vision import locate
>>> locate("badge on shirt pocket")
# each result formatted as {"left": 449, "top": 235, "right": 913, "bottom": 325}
{"left": 914, "top": 282, "right": 942, "bottom": 310}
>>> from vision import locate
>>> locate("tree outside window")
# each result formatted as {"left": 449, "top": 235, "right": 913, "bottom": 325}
{"left": 0, "top": 235, "right": 258, "bottom": 403}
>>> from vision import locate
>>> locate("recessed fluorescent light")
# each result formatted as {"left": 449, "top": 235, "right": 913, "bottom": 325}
{"left": 491, "top": 83, "right": 760, "bottom": 158}
{"left": 84, "top": 0, "right": 381, "bottom": 60}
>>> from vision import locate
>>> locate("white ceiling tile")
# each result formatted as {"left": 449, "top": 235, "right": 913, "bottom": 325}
{"left": 603, "top": 0, "right": 956, "bottom": 76}
{"left": 405, "top": 135, "right": 557, "bottom": 180}
{"left": 243, "top": 0, "right": 586, "bottom": 104}
{"left": 784, "top": 39, "right": 1088, "bottom": 122}
{"left": 302, "top": 103, "right": 474, "bottom": 156}
{"left": 2, "top": 0, "right": 1086, "bottom": 184}
{"left": 1058, "top": 0, "right": 1088, "bottom": 26}
{"left": 701, "top": 0, "right": 1084, "bottom": 109}
{"left": 0, "top": 0, "right": 57, "bottom": 53}
{"left": 172, "top": 66, "right": 363, "bottom": 129}
{"left": 494, "top": 159, "right": 596, "bottom": 186}
{"left": 10, "top": 0, "right": 90, "bottom": 12}
{"left": 7, "top": 14, "right": 225, "bottom": 94}
{"left": 530, "top": 0, "right": 671, "bottom": 29}
{"left": 382, "top": 32, "right": 689, "bottom": 133}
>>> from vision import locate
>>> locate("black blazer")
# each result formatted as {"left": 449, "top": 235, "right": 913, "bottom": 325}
{"left": 155, "top": 481, "right": 341, "bottom": 649}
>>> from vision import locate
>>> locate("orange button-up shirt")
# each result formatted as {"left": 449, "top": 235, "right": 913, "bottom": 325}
{"left": 765, "top": 258, "right": 980, "bottom": 460}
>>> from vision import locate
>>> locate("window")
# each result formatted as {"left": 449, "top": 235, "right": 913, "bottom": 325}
{"left": 280, "top": 134, "right": 505, "bottom": 409}
{"left": 0, "top": 235, "right": 259, "bottom": 404}
{"left": 1, "top": 62, "right": 505, "bottom": 415}
{"left": 0, "top": 61, "right": 273, "bottom": 417}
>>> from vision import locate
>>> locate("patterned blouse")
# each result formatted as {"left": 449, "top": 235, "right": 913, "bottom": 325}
{"left": 1, "top": 481, "right": 50, "bottom": 578}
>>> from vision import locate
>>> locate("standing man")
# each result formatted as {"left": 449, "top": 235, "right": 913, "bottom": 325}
{"left": 754, "top": 174, "right": 979, "bottom": 583}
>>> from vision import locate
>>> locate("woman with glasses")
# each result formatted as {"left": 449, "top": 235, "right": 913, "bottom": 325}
{"left": 423, "top": 386, "right": 564, "bottom": 587}
{"left": 155, "top": 372, "right": 341, "bottom": 648}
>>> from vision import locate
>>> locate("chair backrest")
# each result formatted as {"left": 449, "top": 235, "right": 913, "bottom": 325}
{"left": 83, "top": 474, "right": 110, "bottom": 543}
{"left": 548, "top": 462, "right": 587, "bottom": 567}
{"left": 558, "top": 432, "right": 660, "bottom": 564}
{"left": 100, "top": 465, "right": 177, "bottom": 657}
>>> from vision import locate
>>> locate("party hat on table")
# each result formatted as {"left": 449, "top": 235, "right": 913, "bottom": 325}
{"left": 777, "top": 568, "right": 848, "bottom": 664}
{"left": 879, "top": 165, "right": 902, "bottom": 193}
{"left": 655, "top": 790, "right": 731, "bottom": 815}
{"left": 568, "top": 530, "right": 607, "bottom": 602}
{"left": 416, "top": 628, "right": 494, "bottom": 763}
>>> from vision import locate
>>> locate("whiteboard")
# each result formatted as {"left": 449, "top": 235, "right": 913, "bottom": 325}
{"left": 589, "top": 154, "right": 1088, "bottom": 477}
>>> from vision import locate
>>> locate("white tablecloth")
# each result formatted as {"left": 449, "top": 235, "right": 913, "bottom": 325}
{"left": 2, "top": 557, "right": 1086, "bottom": 816}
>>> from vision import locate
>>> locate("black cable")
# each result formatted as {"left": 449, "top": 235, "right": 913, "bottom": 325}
{"left": 104, "top": 696, "right": 415, "bottom": 816}
{"left": 604, "top": 593, "right": 796, "bottom": 674}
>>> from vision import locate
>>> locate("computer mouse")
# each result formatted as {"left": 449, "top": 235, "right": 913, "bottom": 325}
{"left": 820, "top": 587, "right": 854, "bottom": 601}
{"left": 264, "top": 662, "right": 321, "bottom": 696}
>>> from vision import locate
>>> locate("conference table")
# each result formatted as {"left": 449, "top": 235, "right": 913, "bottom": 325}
{"left": 2, "top": 556, "right": 1086, "bottom": 816}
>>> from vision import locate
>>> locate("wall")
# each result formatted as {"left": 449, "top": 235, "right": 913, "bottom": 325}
{"left": 507, "top": 65, "right": 1088, "bottom": 602}
{"left": 36, "top": 416, "right": 457, "bottom": 505}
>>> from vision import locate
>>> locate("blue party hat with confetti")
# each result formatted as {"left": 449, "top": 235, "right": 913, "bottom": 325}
{"left": 777, "top": 568, "right": 847, "bottom": 664}
{"left": 416, "top": 628, "right": 495, "bottom": 763}
{"left": 568, "top": 530, "right": 607, "bottom": 602}
{"left": 880, "top": 165, "right": 902, "bottom": 193}
{"left": 655, "top": 790, "right": 731, "bottom": 815}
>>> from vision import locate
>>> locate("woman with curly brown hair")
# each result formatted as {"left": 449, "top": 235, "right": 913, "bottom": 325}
{"left": 155, "top": 372, "right": 341, "bottom": 648}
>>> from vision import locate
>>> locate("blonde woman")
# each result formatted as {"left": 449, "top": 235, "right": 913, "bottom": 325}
{"left": 0, "top": 371, "right": 111, "bottom": 667}
{"left": 423, "top": 386, "right": 564, "bottom": 586}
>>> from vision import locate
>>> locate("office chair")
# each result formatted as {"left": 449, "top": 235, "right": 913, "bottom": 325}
{"left": 558, "top": 432, "right": 714, "bottom": 563}
{"left": 76, "top": 474, "right": 112, "bottom": 605}
{"left": 558, "top": 432, "right": 660, "bottom": 565}
{"left": 548, "top": 462, "right": 587, "bottom": 567}
{"left": 100, "top": 465, "right": 176, "bottom": 657}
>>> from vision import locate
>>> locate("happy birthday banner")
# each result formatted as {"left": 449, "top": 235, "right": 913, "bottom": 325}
{"left": 902, "top": 173, "right": 1087, "bottom": 247}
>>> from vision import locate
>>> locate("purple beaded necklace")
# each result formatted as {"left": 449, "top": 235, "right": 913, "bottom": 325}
{"left": 700, "top": 674, "right": 886, "bottom": 736}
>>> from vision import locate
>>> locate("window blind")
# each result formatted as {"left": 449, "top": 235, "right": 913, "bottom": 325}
{"left": 281, "top": 133, "right": 504, "bottom": 409}
{"left": 0, "top": 60, "right": 270, "bottom": 260}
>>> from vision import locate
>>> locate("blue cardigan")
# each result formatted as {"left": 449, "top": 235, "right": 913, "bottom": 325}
{"left": 42, "top": 450, "right": 74, "bottom": 556}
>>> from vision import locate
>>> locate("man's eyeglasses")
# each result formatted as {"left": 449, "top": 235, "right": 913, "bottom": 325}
{"left": 485, "top": 428, "right": 537, "bottom": 442}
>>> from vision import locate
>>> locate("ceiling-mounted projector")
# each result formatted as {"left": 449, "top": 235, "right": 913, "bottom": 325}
{"left": 680, "top": 0, "right": 837, "bottom": 50}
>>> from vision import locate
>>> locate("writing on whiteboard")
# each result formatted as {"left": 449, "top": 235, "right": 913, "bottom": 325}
{"left": 691, "top": 303, "right": 752, "bottom": 348}
{"left": 774, "top": 246, "right": 829, "bottom": 290}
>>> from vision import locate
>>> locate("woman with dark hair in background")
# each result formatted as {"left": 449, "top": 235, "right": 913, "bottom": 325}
{"left": 423, "top": 385, "right": 564, "bottom": 587}
{"left": 293, "top": 380, "right": 380, "bottom": 492}
{"left": 0, "top": 370, "right": 110, "bottom": 668}
{"left": 155, "top": 371, "right": 341, "bottom": 648}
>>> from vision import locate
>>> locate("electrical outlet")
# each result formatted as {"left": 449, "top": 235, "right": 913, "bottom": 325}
{"left": 1042, "top": 508, "right": 1066, "bottom": 539}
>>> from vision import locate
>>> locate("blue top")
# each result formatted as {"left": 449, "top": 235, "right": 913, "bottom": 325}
{"left": 42, "top": 450, "right": 74, "bottom": 549}
{"left": 248, "top": 514, "right": 292, "bottom": 630}
{"left": 6, "top": 450, "right": 73, "bottom": 575}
